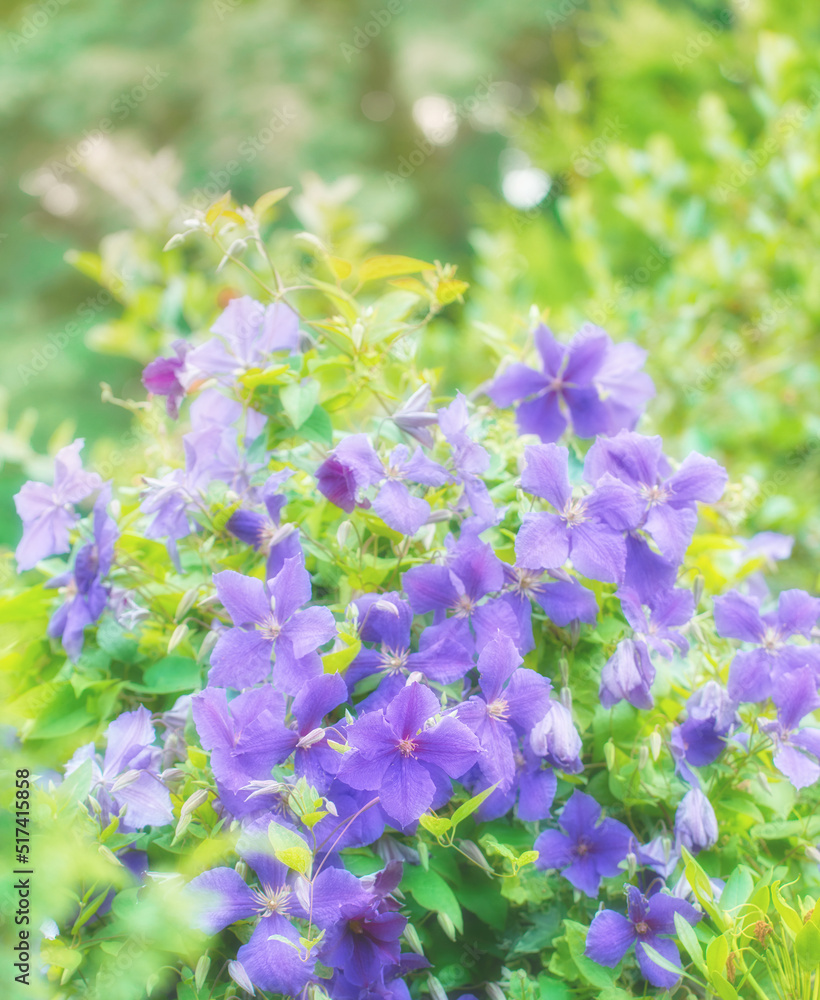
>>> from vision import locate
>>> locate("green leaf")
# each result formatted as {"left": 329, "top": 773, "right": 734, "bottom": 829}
{"left": 299, "top": 405, "right": 333, "bottom": 446}
{"left": 268, "top": 821, "right": 312, "bottom": 876}
{"left": 710, "top": 972, "right": 739, "bottom": 1000}
{"left": 674, "top": 911, "right": 707, "bottom": 976}
{"left": 643, "top": 942, "right": 699, "bottom": 984}
{"left": 796, "top": 920, "right": 820, "bottom": 969}
{"left": 772, "top": 881, "right": 803, "bottom": 936}
{"left": 140, "top": 656, "right": 201, "bottom": 693}
{"left": 402, "top": 863, "right": 463, "bottom": 933}
{"left": 281, "top": 379, "right": 320, "bottom": 430}
{"left": 322, "top": 638, "right": 361, "bottom": 675}
{"left": 450, "top": 784, "right": 498, "bottom": 828}
{"left": 706, "top": 934, "right": 728, "bottom": 976}
{"left": 359, "top": 255, "right": 435, "bottom": 282}
{"left": 562, "top": 920, "right": 617, "bottom": 989}
{"left": 752, "top": 818, "right": 820, "bottom": 840}
{"left": 419, "top": 814, "right": 451, "bottom": 837}
{"left": 721, "top": 867, "right": 754, "bottom": 911}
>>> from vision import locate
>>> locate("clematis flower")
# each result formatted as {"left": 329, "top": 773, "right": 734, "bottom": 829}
{"left": 585, "top": 885, "right": 700, "bottom": 989}
{"left": 337, "top": 682, "right": 481, "bottom": 829}
{"left": 502, "top": 565, "right": 598, "bottom": 654}
{"left": 346, "top": 592, "right": 472, "bottom": 707}
{"left": 183, "top": 295, "right": 300, "bottom": 388}
{"left": 529, "top": 699, "right": 584, "bottom": 774}
{"left": 184, "top": 823, "right": 312, "bottom": 996}
{"left": 600, "top": 638, "right": 656, "bottom": 710}
{"left": 281, "top": 672, "right": 350, "bottom": 793}
{"left": 226, "top": 470, "right": 303, "bottom": 579}
{"left": 714, "top": 588, "right": 820, "bottom": 702}
{"left": 515, "top": 443, "right": 643, "bottom": 583}
{"left": 534, "top": 790, "right": 632, "bottom": 897}
{"left": 207, "top": 558, "right": 337, "bottom": 694}
{"left": 402, "top": 536, "right": 518, "bottom": 651}
{"left": 485, "top": 323, "right": 653, "bottom": 443}
{"left": 584, "top": 431, "right": 728, "bottom": 564}
{"left": 14, "top": 439, "right": 102, "bottom": 571}
{"left": 763, "top": 666, "right": 820, "bottom": 789}
{"left": 142, "top": 339, "right": 191, "bottom": 418}
{"left": 308, "top": 862, "right": 407, "bottom": 987}
{"left": 618, "top": 586, "right": 694, "bottom": 660}
{"left": 317, "top": 435, "right": 449, "bottom": 535}
{"left": 456, "top": 634, "right": 552, "bottom": 791}
{"left": 140, "top": 468, "right": 197, "bottom": 568}
{"left": 47, "top": 483, "right": 118, "bottom": 660}
{"left": 64, "top": 707, "right": 173, "bottom": 831}
{"left": 183, "top": 390, "right": 268, "bottom": 495}
{"left": 672, "top": 682, "right": 739, "bottom": 770}
{"left": 437, "top": 392, "right": 497, "bottom": 528}
{"left": 391, "top": 384, "right": 439, "bottom": 448}
{"left": 466, "top": 742, "right": 557, "bottom": 823}
{"left": 675, "top": 788, "right": 718, "bottom": 854}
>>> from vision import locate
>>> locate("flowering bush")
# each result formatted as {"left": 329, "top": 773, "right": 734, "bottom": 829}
{"left": 5, "top": 190, "right": 820, "bottom": 1000}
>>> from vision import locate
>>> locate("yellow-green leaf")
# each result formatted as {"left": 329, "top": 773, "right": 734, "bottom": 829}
{"left": 360, "top": 255, "right": 435, "bottom": 283}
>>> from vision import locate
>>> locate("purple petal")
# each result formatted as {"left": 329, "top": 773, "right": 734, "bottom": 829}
{"left": 401, "top": 449, "right": 450, "bottom": 487}
{"left": 214, "top": 571, "right": 269, "bottom": 627}
{"left": 293, "top": 672, "right": 348, "bottom": 734}
{"left": 185, "top": 867, "right": 256, "bottom": 933}
{"left": 645, "top": 892, "right": 700, "bottom": 935}
{"left": 774, "top": 743, "right": 820, "bottom": 789}
{"left": 667, "top": 452, "right": 728, "bottom": 504}
{"left": 777, "top": 589, "right": 820, "bottom": 637}
{"left": 103, "top": 707, "right": 155, "bottom": 777}
{"left": 727, "top": 649, "right": 772, "bottom": 703}
{"left": 713, "top": 591, "right": 764, "bottom": 643}
{"left": 384, "top": 683, "right": 440, "bottom": 740}
{"left": 476, "top": 633, "right": 522, "bottom": 702}
{"left": 372, "top": 480, "right": 430, "bottom": 535}
{"left": 209, "top": 628, "right": 273, "bottom": 689}
{"left": 584, "top": 909, "right": 636, "bottom": 967}
{"left": 644, "top": 504, "right": 697, "bottom": 563}
{"left": 379, "top": 756, "right": 436, "bottom": 827}
{"left": 534, "top": 828, "right": 573, "bottom": 870}
{"left": 532, "top": 578, "right": 598, "bottom": 626}
{"left": 269, "top": 556, "right": 312, "bottom": 624}
{"left": 281, "top": 605, "right": 336, "bottom": 659}
{"left": 583, "top": 431, "right": 663, "bottom": 490}
{"left": 635, "top": 935, "right": 682, "bottom": 990}
{"left": 520, "top": 443, "right": 572, "bottom": 508}
{"left": 558, "top": 790, "right": 601, "bottom": 839}
{"left": 238, "top": 913, "right": 315, "bottom": 995}
{"left": 414, "top": 715, "right": 481, "bottom": 778}
{"left": 534, "top": 324, "right": 566, "bottom": 376}
{"left": 402, "top": 564, "right": 459, "bottom": 613}
{"left": 773, "top": 666, "right": 820, "bottom": 731}
{"left": 515, "top": 512, "right": 570, "bottom": 571}
{"left": 486, "top": 363, "right": 548, "bottom": 407}
{"left": 515, "top": 392, "right": 568, "bottom": 443}
{"left": 568, "top": 523, "right": 625, "bottom": 584}
{"left": 504, "top": 668, "right": 553, "bottom": 734}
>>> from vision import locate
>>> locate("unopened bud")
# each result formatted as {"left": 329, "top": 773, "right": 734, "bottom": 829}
{"left": 692, "top": 574, "right": 704, "bottom": 607}
{"left": 163, "top": 233, "right": 186, "bottom": 252}
{"left": 197, "top": 629, "right": 220, "bottom": 663}
{"left": 458, "top": 839, "right": 492, "bottom": 872}
{"left": 403, "top": 924, "right": 424, "bottom": 955}
{"left": 297, "top": 728, "right": 326, "bottom": 749}
{"left": 569, "top": 618, "right": 580, "bottom": 648}
{"left": 110, "top": 768, "right": 142, "bottom": 794}
{"left": 181, "top": 788, "right": 209, "bottom": 820}
{"left": 161, "top": 767, "right": 186, "bottom": 783}
{"left": 638, "top": 746, "right": 649, "bottom": 770}
{"left": 626, "top": 851, "right": 638, "bottom": 880}
{"left": 649, "top": 729, "right": 662, "bottom": 761}
{"left": 487, "top": 984, "right": 506, "bottom": 1000}
{"left": 436, "top": 911, "right": 457, "bottom": 941}
{"left": 559, "top": 685, "right": 572, "bottom": 711}
{"left": 234, "top": 860, "right": 249, "bottom": 881}
{"left": 228, "top": 959, "right": 255, "bottom": 995}
{"left": 98, "top": 844, "right": 124, "bottom": 867}
{"left": 168, "top": 622, "right": 189, "bottom": 653}
{"left": 604, "top": 738, "right": 616, "bottom": 771}
{"left": 336, "top": 521, "right": 353, "bottom": 547}
{"left": 175, "top": 588, "right": 200, "bottom": 621}
{"left": 195, "top": 954, "right": 211, "bottom": 991}
{"left": 428, "top": 975, "right": 448, "bottom": 1000}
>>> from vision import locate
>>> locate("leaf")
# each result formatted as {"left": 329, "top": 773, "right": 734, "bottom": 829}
{"left": 322, "top": 638, "right": 361, "bottom": 675}
{"left": 281, "top": 380, "right": 320, "bottom": 430}
{"left": 752, "top": 818, "right": 820, "bottom": 840}
{"left": 239, "top": 365, "right": 290, "bottom": 390}
{"left": 721, "top": 867, "right": 754, "bottom": 911}
{"left": 268, "top": 821, "right": 312, "bottom": 876}
{"left": 706, "top": 934, "right": 728, "bottom": 976}
{"left": 674, "top": 912, "right": 707, "bottom": 976}
{"left": 435, "top": 278, "right": 469, "bottom": 304}
{"left": 642, "top": 942, "right": 692, "bottom": 983}
{"left": 710, "top": 972, "right": 739, "bottom": 1000}
{"left": 205, "top": 192, "right": 232, "bottom": 225}
{"left": 402, "top": 864, "right": 463, "bottom": 933}
{"left": 253, "top": 187, "right": 292, "bottom": 215}
{"left": 563, "top": 920, "right": 617, "bottom": 989}
{"left": 516, "top": 850, "right": 539, "bottom": 869}
{"left": 419, "top": 814, "right": 451, "bottom": 837}
{"left": 298, "top": 405, "right": 333, "bottom": 446}
{"left": 139, "top": 657, "right": 201, "bottom": 693}
{"left": 359, "top": 255, "right": 435, "bottom": 283}
{"left": 772, "top": 880, "right": 803, "bottom": 936}
{"left": 796, "top": 920, "right": 820, "bottom": 969}
{"left": 450, "top": 784, "right": 498, "bottom": 828}
{"left": 328, "top": 256, "right": 352, "bottom": 280}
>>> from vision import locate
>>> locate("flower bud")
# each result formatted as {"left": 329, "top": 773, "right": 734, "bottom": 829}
{"left": 428, "top": 975, "right": 449, "bottom": 1000}
{"left": 228, "top": 959, "right": 255, "bottom": 995}
{"left": 403, "top": 923, "right": 424, "bottom": 954}
{"left": 675, "top": 788, "right": 718, "bottom": 854}
{"left": 180, "top": 788, "right": 209, "bottom": 820}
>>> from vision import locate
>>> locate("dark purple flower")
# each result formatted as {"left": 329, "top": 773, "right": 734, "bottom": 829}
{"left": 184, "top": 823, "right": 312, "bottom": 995}
{"left": 675, "top": 788, "right": 718, "bottom": 854}
{"left": 585, "top": 885, "right": 700, "bottom": 989}
{"left": 207, "top": 558, "right": 337, "bottom": 694}
{"left": 64, "top": 707, "right": 173, "bottom": 831}
{"left": 534, "top": 790, "right": 632, "bottom": 897}
{"left": 585, "top": 432, "right": 727, "bottom": 564}
{"left": 529, "top": 699, "right": 584, "bottom": 774}
{"left": 600, "top": 638, "right": 656, "bottom": 710}
{"left": 184, "top": 295, "right": 300, "bottom": 388}
{"left": 457, "top": 634, "right": 552, "bottom": 791}
{"left": 402, "top": 536, "right": 518, "bottom": 651}
{"left": 287, "top": 672, "right": 349, "bottom": 793}
{"left": 226, "top": 470, "right": 303, "bottom": 579}
{"left": 673, "top": 682, "right": 738, "bottom": 770}
{"left": 714, "top": 588, "right": 820, "bottom": 702}
{"left": 486, "top": 324, "right": 653, "bottom": 442}
{"left": 764, "top": 666, "right": 820, "bottom": 789}
{"left": 515, "top": 443, "right": 643, "bottom": 583}
{"left": 14, "top": 439, "right": 102, "bottom": 571}
{"left": 309, "top": 862, "right": 406, "bottom": 987}
{"left": 142, "top": 339, "right": 191, "bottom": 418}
{"left": 467, "top": 742, "right": 557, "bottom": 823}
{"left": 337, "top": 682, "right": 481, "bottom": 829}
{"left": 346, "top": 592, "right": 472, "bottom": 706}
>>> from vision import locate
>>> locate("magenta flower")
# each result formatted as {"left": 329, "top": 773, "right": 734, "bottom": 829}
{"left": 585, "top": 886, "right": 700, "bottom": 989}
{"left": 534, "top": 790, "right": 632, "bottom": 897}
{"left": 14, "top": 439, "right": 102, "bottom": 571}
{"left": 337, "top": 682, "right": 481, "bottom": 829}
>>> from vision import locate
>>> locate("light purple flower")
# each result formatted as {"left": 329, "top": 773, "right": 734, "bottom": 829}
{"left": 207, "top": 558, "right": 337, "bottom": 694}
{"left": 714, "top": 588, "right": 820, "bottom": 702}
{"left": 515, "top": 443, "right": 643, "bottom": 583}
{"left": 600, "top": 638, "right": 656, "bottom": 710}
{"left": 337, "top": 682, "right": 481, "bottom": 829}
{"left": 392, "top": 384, "right": 438, "bottom": 448}
{"left": 466, "top": 742, "right": 557, "bottom": 823}
{"left": 226, "top": 470, "right": 303, "bottom": 579}
{"left": 764, "top": 666, "right": 820, "bottom": 789}
{"left": 142, "top": 339, "right": 191, "bottom": 418}
{"left": 673, "top": 682, "right": 738, "bottom": 771}
{"left": 534, "top": 790, "right": 632, "bottom": 897}
{"left": 486, "top": 324, "right": 653, "bottom": 443}
{"left": 585, "top": 885, "right": 700, "bottom": 989}
{"left": 675, "top": 788, "right": 718, "bottom": 854}
{"left": 502, "top": 565, "right": 598, "bottom": 654}
{"left": 438, "top": 392, "right": 497, "bottom": 527}
{"left": 529, "top": 699, "right": 584, "bottom": 774}
{"left": 619, "top": 586, "right": 694, "bottom": 659}
{"left": 14, "top": 439, "right": 102, "bottom": 571}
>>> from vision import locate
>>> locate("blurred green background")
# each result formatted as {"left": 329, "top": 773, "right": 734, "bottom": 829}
{"left": 1, "top": 0, "right": 819, "bottom": 587}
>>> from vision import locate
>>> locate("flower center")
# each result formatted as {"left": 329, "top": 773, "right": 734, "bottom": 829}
{"left": 397, "top": 737, "right": 418, "bottom": 758}
{"left": 761, "top": 627, "right": 781, "bottom": 652}
{"left": 639, "top": 482, "right": 669, "bottom": 507}
{"left": 251, "top": 884, "right": 291, "bottom": 917}
{"left": 453, "top": 593, "right": 475, "bottom": 617}
{"left": 511, "top": 567, "right": 542, "bottom": 597}
{"left": 488, "top": 698, "right": 510, "bottom": 720}
{"left": 258, "top": 615, "right": 282, "bottom": 641}
{"left": 573, "top": 838, "right": 590, "bottom": 858}
{"left": 380, "top": 647, "right": 409, "bottom": 674}
{"left": 635, "top": 920, "right": 650, "bottom": 936}
{"left": 561, "top": 498, "right": 587, "bottom": 527}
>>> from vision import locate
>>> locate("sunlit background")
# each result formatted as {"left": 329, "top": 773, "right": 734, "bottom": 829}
{"left": 2, "top": 0, "right": 820, "bottom": 587}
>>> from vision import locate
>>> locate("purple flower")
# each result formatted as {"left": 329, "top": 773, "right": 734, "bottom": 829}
{"left": 226, "top": 470, "right": 303, "bottom": 579}
{"left": 675, "top": 788, "right": 718, "bottom": 854}
{"left": 346, "top": 592, "right": 472, "bottom": 707}
{"left": 438, "top": 392, "right": 497, "bottom": 528}
{"left": 585, "top": 885, "right": 700, "bottom": 989}
{"left": 673, "top": 682, "right": 738, "bottom": 770}
{"left": 64, "top": 707, "right": 173, "bottom": 831}
{"left": 600, "top": 638, "right": 656, "bottom": 710}
{"left": 183, "top": 391, "right": 268, "bottom": 495}
{"left": 309, "top": 862, "right": 406, "bottom": 987}
{"left": 515, "top": 443, "right": 643, "bottom": 583}
{"left": 184, "top": 295, "right": 300, "bottom": 388}
{"left": 207, "top": 558, "right": 337, "bottom": 694}
{"left": 140, "top": 468, "right": 196, "bottom": 567}
{"left": 467, "top": 743, "right": 557, "bottom": 823}
{"left": 391, "top": 384, "right": 438, "bottom": 448}
{"left": 457, "top": 634, "right": 552, "bottom": 792}
{"left": 529, "top": 699, "right": 584, "bottom": 774}
{"left": 534, "top": 790, "right": 632, "bottom": 897}
{"left": 763, "top": 666, "right": 820, "bottom": 789}
{"left": 287, "top": 672, "right": 350, "bottom": 793}
{"left": 585, "top": 431, "right": 727, "bottom": 564}
{"left": 14, "top": 439, "right": 102, "bottom": 571}
{"left": 485, "top": 324, "right": 653, "bottom": 442}
{"left": 317, "top": 435, "right": 449, "bottom": 535}
{"left": 503, "top": 565, "right": 598, "bottom": 654}
{"left": 184, "top": 823, "right": 313, "bottom": 995}
{"left": 402, "top": 536, "right": 518, "bottom": 651}
{"left": 337, "top": 682, "right": 481, "bottom": 829}
{"left": 47, "top": 484, "right": 118, "bottom": 660}
{"left": 142, "top": 339, "right": 191, "bottom": 418}
{"left": 714, "top": 588, "right": 820, "bottom": 702}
